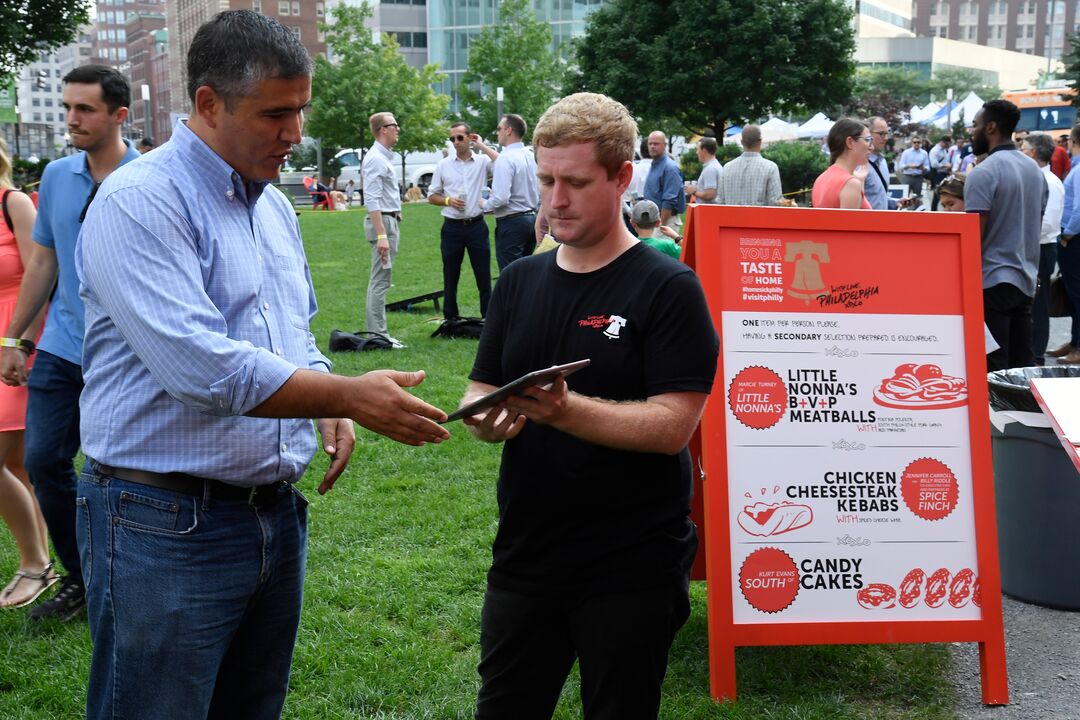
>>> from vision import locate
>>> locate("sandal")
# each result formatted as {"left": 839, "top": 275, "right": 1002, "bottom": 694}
{"left": 0, "top": 562, "right": 60, "bottom": 609}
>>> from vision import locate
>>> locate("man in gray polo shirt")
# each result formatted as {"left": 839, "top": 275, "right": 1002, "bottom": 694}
{"left": 964, "top": 99, "right": 1047, "bottom": 370}
{"left": 685, "top": 136, "right": 722, "bottom": 204}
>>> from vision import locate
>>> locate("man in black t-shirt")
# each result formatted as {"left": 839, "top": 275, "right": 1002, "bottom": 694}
{"left": 460, "top": 93, "right": 719, "bottom": 720}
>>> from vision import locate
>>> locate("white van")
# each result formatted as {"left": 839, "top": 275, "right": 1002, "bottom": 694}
{"left": 334, "top": 147, "right": 445, "bottom": 196}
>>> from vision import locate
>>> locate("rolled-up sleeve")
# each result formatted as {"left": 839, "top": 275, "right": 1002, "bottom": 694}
{"left": 363, "top": 154, "right": 385, "bottom": 212}
{"left": 78, "top": 189, "right": 298, "bottom": 416}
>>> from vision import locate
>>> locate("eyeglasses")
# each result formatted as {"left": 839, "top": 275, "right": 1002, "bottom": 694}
{"left": 78, "top": 181, "right": 102, "bottom": 224}
{"left": 858, "top": 136, "right": 873, "bottom": 145}
{"left": 871, "top": 130, "right": 889, "bottom": 137}
{"left": 449, "top": 134, "right": 467, "bottom": 142}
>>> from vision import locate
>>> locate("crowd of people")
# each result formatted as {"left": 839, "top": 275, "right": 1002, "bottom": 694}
{"left": 809, "top": 101, "right": 1076, "bottom": 371}
{"left": 3, "top": 7, "right": 1080, "bottom": 717}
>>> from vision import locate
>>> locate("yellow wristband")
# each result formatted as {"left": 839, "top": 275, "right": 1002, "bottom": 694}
{"left": 377, "top": 234, "right": 388, "bottom": 241}
{"left": 444, "top": 196, "right": 451, "bottom": 206}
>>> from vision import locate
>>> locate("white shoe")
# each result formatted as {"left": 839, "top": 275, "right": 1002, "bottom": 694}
{"left": 386, "top": 336, "right": 406, "bottom": 349}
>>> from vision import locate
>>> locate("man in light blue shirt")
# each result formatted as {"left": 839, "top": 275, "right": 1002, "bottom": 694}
{"left": 864, "top": 116, "right": 898, "bottom": 210}
{"left": 897, "top": 138, "right": 930, "bottom": 198}
{"left": 75, "top": 11, "right": 449, "bottom": 719}
{"left": 1, "top": 64, "right": 141, "bottom": 622}
{"left": 362, "top": 110, "right": 405, "bottom": 346}
{"left": 644, "top": 130, "right": 686, "bottom": 227}
{"left": 478, "top": 113, "right": 539, "bottom": 270}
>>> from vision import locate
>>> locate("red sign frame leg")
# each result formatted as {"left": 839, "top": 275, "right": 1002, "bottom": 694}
{"left": 682, "top": 205, "right": 1009, "bottom": 706}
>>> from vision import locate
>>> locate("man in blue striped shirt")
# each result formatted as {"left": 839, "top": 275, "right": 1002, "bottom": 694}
{"left": 75, "top": 11, "right": 449, "bottom": 718}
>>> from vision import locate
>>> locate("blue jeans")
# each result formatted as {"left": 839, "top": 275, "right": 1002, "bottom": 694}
{"left": 24, "top": 349, "right": 84, "bottom": 583}
{"left": 494, "top": 214, "right": 536, "bottom": 271}
{"left": 441, "top": 218, "right": 492, "bottom": 319}
{"left": 77, "top": 464, "right": 308, "bottom": 719}
{"left": 1032, "top": 243, "right": 1058, "bottom": 363}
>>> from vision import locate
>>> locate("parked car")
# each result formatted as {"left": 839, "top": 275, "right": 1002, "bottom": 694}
{"left": 334, "top": 147, "right": 444, "bottom": 196}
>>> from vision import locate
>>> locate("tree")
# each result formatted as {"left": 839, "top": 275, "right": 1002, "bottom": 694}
{"left": 458, "top": 0, "right": 564, "bottom": 139}
{"left": 1064, "top": 33, "right": 1080, "bottom": 110}
{"left": 307, "top": 3, "right": 449, "bottom": 156}
{"left": 0, "top": 0, "right": 91, "bottom": 82}
{"left": 568, "top": 0, "right": 856, "bottom": 137}
{"left": 927, "top": 67, "right": 1000, "bottom": 104}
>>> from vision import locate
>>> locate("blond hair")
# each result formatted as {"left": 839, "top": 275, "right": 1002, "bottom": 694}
{"left": 533, "top": 93, "right": 637, "bottom": 178}
{"left": 0, "top": 136, "right": 12, "bottom": 189}
{"left": 369, "top": 111, "right": 395, "bottom": 136}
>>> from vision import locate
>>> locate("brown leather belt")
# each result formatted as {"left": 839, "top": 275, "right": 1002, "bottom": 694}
{"left": 92, "top": 461, "right": 290, "bottom": 506}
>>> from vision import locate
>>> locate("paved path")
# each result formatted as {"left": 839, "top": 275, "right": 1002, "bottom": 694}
{"left": 951, "top": 316, "right": 1080, "bottom": 719}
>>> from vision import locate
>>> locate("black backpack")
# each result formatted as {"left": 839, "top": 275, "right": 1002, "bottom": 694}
{"left": 328, "top": 330, "right": 394, "bottom": 352}
{"left": 430, "top": 317, "right": 484, "bottom": 339}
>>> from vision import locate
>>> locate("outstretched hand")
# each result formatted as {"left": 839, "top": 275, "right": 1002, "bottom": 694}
{"left": 349, "top": 369, "right": 449, "bottom": 446}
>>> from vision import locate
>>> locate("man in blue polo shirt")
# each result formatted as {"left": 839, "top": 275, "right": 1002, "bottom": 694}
{"left": 0, "top": 64, "right": 141, "bottom": 621}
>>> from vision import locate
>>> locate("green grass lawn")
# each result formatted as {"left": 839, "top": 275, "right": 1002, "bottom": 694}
{"left": 0, "top": 203, "right": 959, "bottom": 719}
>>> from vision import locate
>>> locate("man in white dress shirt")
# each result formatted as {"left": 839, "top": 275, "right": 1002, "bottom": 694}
{"left": 427, "top": 121, "right": 493, "bottom": 319}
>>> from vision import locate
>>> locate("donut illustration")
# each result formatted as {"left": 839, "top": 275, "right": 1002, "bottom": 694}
{"left": 924, "top": 568, "right": 951, "bottom": 608}
{"left": 857, "top": 583, "right": 896, "bottom": 610}
{"left": 972, "top": 577, "right": 982, "bottom": 608}
{"left": 899, "top": 568, "right": 926, "bottom": 608}
{"left": 948, "top": 568, "right": 976, "bottom": 608}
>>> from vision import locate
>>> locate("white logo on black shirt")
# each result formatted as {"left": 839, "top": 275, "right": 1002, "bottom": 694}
{"left": 603, "top": 315, "right": 627, "bottom": 339}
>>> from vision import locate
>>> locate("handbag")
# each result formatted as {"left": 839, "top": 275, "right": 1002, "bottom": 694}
{"left": 328, "top": 330, "right": 394, "bottom": 352}
{"left": 1049, "top": 274, "right": 1073, "bottom": 318}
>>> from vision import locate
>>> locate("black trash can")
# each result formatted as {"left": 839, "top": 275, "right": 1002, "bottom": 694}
{"left": 989, "top": 366, "right": 1080, "bottom": 610}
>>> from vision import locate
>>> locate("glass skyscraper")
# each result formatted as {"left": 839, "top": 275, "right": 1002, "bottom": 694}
{"left": 427, "top": 0, "right": 606, "bottom": 109}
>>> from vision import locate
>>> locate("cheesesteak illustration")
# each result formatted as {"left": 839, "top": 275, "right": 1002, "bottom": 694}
{"left": 873, "top": 363, "right": 968, "bottom": 410}
{"left": 737, "top": 500, "right": 814, "bottom": 537}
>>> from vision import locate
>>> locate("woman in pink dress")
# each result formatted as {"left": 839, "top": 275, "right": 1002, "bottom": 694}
{"left": 812, "top": 117, "right": 872, "bottom": 209}
{"left": 0, "top": 137, "right": 55, "bottom": 608}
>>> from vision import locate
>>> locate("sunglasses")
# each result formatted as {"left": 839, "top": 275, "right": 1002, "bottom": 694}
{"left": 449, "top": 134, "right": 467, "bottom": 142}
{"left": 382, "top": 123, "right": 400, "bottom": 130}
{"left": 78, "top": 181, "right": 102, "bottom": 224}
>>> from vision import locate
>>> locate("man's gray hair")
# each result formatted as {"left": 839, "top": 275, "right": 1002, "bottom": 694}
{"left": 187, "top": 10, "right": 313, "bottom": 109}
{"left": 1026, "top": 133, "right": 1056, "bottom": 165}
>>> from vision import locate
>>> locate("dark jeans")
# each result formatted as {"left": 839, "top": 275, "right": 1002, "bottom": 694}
{"left": 1032, "top": 243, "right": 1058, "bottom": 363}
{"left": 78, "top": 466, "right": 308, "bottom": 719}
{"left": 1059, "top": 238, "right": 1080, "bottom": 346}
{"left": 929, "top": 170, "right": 947, "bottom": 211}
{"left": 984, "top": 283, "right": 1036, "bottom": 371}
{"left": 441, "top": 217, "right": 492, "bottom": 319}
{"left": 494, "top": 213, "right": 536, "bottom": 271}
{"left": 24, "top": 349, "right": 84, "bottom": 583}
{"left": 474, "top": 578, "right": 691, "bottom": 720}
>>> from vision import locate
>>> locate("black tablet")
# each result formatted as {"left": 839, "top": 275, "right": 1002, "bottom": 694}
{"left": 444, "top": 359, "right": 591, "bottom": 423}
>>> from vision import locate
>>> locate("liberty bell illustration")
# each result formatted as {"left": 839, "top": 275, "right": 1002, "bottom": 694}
{"left": 785, "top": 241, "right": 830, "bottom": 304}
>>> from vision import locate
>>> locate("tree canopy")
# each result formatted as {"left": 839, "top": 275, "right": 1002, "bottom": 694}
{"left": 307, "top": 2, "right": 448, "bottom": 154}
{"left": 1, "top": 0, "right": 91, "bottom": 83}
{"left": 844, "top": 66, "right": 1001, "bottom": 132}
{"left": 568, "top": 0, "right": 856, "bottom": 137}
{"left": 458, "top": 0, "right": 564, "bottom": 139}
